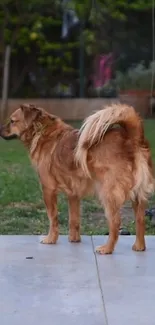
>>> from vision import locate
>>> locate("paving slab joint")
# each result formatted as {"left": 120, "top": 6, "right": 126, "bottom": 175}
{"left": 91, "top": 236, "right": 109, "bottom": 325}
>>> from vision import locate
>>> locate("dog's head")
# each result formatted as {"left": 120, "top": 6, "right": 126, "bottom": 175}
{"left": 0, "top": 104, "right": 57, "bottom": 140}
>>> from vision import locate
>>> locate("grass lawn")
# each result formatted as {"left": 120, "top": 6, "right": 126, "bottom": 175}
{"left": 0, "top": 119, "right": 155, "bottom": 236}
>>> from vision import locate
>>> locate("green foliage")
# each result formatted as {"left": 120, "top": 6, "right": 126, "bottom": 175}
{"left": 0, "top": 0, "right": 76, "bottom": 75}
{"left": 0, "top": 0, "right": 153, "bottom": 96}
{"left": 70, "top": 0, "right": 152, "bottom": 21}
{"left": 69, "top": 0, "right": 153, "bottom": 55}
{"left": 0, "top": 0, "right": 153, "bottom": 52}
{"left": 116, "top": 61, "right": 155, "bottom": 91}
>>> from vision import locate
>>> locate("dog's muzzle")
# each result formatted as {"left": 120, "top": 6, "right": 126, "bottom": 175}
{"left": 0, "top": 125, "right": 17, "bottom": 140}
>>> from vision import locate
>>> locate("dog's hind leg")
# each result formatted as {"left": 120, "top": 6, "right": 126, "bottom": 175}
{"left": 95, "top": 181, "right": 126, "bottom": 254}
{"left": 95, "top": 205, "right": 121, "bottom": 255}
{"left": 68, "top": 196, "right": 81, "bottom": 243}
{"left": 41, "top": 186, "right": 59, "bottom": 244}
{"left": 132, "top": 198, "right": 146, "bottom": 251}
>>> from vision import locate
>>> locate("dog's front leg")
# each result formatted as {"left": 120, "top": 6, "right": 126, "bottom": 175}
{"left": 68, "top": 196, "right": 81, "bottom": 243}
{"left": 41, "top": 186, "right": 59, "bottom": 244}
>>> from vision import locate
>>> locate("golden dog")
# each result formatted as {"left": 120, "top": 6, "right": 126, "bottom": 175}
{"left": 0, "top": 103, "right": 154, "bottom": 254}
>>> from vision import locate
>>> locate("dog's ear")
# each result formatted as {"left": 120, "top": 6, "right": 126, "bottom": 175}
{"left": 20, "top": 104, "right": 43, "bottom": 126}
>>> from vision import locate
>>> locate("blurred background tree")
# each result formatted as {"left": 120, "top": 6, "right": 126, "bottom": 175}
{"left": 0, "top": 0, "right": 153, "bottom": 98}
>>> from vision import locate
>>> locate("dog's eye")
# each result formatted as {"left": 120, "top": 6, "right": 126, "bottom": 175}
{"left": 10, "top": 120, "right": 15, "bottom": 124}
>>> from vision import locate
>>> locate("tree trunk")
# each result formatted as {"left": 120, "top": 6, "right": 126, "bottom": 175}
{"left": 1, "top": 45, "right": 11, "bottom": 122}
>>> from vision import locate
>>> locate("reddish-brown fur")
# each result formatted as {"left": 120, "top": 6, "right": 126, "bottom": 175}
{"left": 0, "top": 103, "right": 154, "bottom": 254}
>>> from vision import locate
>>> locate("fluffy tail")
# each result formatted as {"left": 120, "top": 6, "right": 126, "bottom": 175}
{"left": 75, "top": 103, "right": 144, "bottom": 177}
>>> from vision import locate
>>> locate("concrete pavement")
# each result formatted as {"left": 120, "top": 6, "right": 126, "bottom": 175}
{"left": 0, "top": 235, "right": 155, "bottom": 325}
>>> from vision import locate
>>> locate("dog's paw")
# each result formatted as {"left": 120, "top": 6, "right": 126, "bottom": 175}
{"left": 132, "top": 241, "right": 146, "bottom": 252}
{"left": 40, "top": 235, "right": 57, "bottom": 245}
{"left": 69, "top": 230, "right": 81, "bottom": 243}
{"left": 69, "top": 235, "right": 81, "bottom": 243}
{"left": 95, "top": 245, "right": 113, "bottom": 255}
